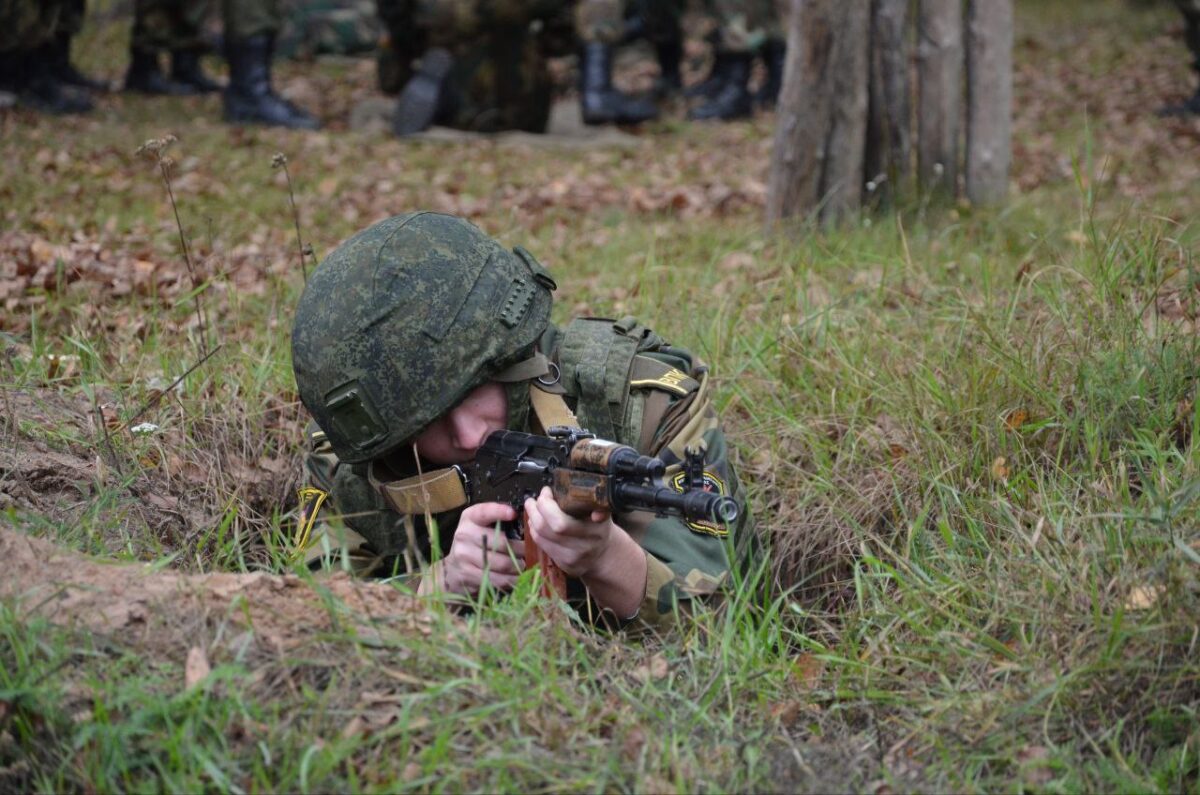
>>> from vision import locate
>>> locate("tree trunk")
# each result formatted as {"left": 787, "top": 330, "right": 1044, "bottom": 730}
{"left": 965, "top": 0, "right": 1013, "bottom": 205}
{"left": 916, "top": 0, "right": 962, "bottom": 195}
{"left": 767, "top": 0, "right": 871, "bottom": 226}
{"left": 864, "top": 0, "right": 912, "bottom": 206}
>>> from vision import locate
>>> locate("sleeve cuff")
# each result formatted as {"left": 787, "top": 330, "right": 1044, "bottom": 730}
{"left": 623, "top": 552, "right": 679, "bottom": 629}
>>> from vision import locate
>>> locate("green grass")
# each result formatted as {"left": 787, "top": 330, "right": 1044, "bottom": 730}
{"left": 3, "top": 0, "right": 1200, "bottom": 791}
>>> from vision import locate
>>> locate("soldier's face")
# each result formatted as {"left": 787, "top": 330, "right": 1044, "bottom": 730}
{"left": 413, "top": 381, "right": 508, "bottom": 465}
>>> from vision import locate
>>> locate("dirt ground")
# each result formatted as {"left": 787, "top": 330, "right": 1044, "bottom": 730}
{"left": 0, "top": 379, "right": 433, "bottom": 659}
{"left": 0, "top": 520, "right": 427, "bottom": 645}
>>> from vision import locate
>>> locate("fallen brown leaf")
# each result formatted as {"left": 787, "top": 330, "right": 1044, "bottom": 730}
{"left": 185, "top": 645, "right": 211, "bottom": 689}
{"left": 1124, "top": 585, "right": 1162, "bottom": 611}
{"left": 1003, "top": 409, "right": 1030, "bottom": 432}
{"left": 631, "top": 653, "right": 669, "bottom": 683}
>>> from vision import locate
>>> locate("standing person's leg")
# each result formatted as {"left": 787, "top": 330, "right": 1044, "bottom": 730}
{"left": 128, "top": 0, "right": 192, "bottom": 93}
{"left": 47, "top": 0, "right": 106, "bottom": 90}
{"left": 170, "top": 0, "right": 219, "bottom": 91}
{"left": 393, "top": 0, "right": 557, "bottom": 136}
{"left": 376, "top": 0, "right": 421, "bottom": 94}
{"left": 222, "top": 0, "right": 319, "bottom": 128}
{"left": 626, "top": 0, "right": 684, "bottom": 96}
{"left": 1, "top": 0, "right": 93, "bottom": 113}
{"left": 753, "top": 0, "right": 786, "bottom": 108}
{"left": 0, "top": 0, "right": 50, "bottom": 101}
{"left": 577, "top": 0, "right": 658, "bottom": 125}
{"left": 1161, "top": 0, "right": 1200, "bottom": 115}
{"left": 687, "top": 0, "right": 762, "bottom": 120}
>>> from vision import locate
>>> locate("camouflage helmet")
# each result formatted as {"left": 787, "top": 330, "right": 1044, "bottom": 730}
{"left": 291, "top": 212, "right": 556, "bottom": 464}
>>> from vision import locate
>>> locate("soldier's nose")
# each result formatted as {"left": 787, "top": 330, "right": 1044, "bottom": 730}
{"left": 450, "top": 405, "right": 490, "bottom": 453}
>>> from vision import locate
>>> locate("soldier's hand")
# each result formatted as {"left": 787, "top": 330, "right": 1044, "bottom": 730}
{"left": 524, "top": 486, "right": 618, "bottom": 578}
{"left": 440, "top": 502, "right": 525, "bottom": 596}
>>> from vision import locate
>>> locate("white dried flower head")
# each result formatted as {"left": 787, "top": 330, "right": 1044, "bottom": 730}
{"left": 135, "top": 134, "right": 178, "bottom": 159}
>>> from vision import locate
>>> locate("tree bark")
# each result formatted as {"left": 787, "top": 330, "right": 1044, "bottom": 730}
{"left": 768, "top": 0, "right": 871, "bottom": 226}
{"left": 865, "top": 0, "right": 912, "bottom": 206}
{"left": 965, "top": 0, "right": 1013, "bottom": 205}
{"left": 916, "top": 0, "right": 962, "bottom": 195}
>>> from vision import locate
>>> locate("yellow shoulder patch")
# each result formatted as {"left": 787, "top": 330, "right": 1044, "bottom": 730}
{"left": 630, "top": 356, "right": 700, "bottom": 397}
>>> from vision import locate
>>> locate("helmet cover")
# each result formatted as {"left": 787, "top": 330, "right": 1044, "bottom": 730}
{"left": 291, "top": 212, "right": 556, "bottom": 463}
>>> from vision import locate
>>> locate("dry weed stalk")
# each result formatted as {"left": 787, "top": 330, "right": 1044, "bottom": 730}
{"left": 118, "top": 344, "right": 223, "bottom": 434}
{"left": 272, "top": 152, "right": 312, "bottom": 281}
{"left": 136, "top": 135, "right": 212, "bottom": 356}
{"left": 744, "top": 415, "right": 921, "bottom": 617}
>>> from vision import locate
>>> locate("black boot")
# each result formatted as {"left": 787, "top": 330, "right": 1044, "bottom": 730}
{"left": 125, "top": 47, "right": 190, "bottom": 95}
{"left": 171, "top": 49, "right": 221, "bottom": 93}
{"left": 392, "top": 47, "right": 454, "bottom": 136}
{"left": 0, "top": 50, "right": 17, "bottom": 94}
{"left": 579, "top": 42, "right": 658, "bottom": 126}
{"left": 17, "top": 47, "right": 92, "bottom": 114}
{"left": 49, "top": 33, "right": 106, "bottom": 91}
{"left": 685, "top": 33, "right": 730, "bottom": 100}
{"left": 224, "top": 34, "right": 319, "bottom": 130}
{"left": 654, "top": 37, "right": 683, "bottom": 98}
{"left": 688, "top": 52, "right": 752, "bottom": 121}
{"left": 755, "top": 38, "right": 785, "bottom": 108}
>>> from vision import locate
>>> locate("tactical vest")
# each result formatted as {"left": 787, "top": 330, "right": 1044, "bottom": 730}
{"left": 538, "top": 315, "right": 701, "bottom": 449}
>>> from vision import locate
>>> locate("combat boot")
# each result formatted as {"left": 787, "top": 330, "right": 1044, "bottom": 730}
{"left": 654, "top": 38, "right": 683, "bottom": 98}
{"left": 125, "top": 47, "right": 189, "bottom": 95}
{"left": 17, "top": 48, "right": 92, "bottom": 114}
{"left": 392, "top": 47, "right": 454, "bottom": 137}
{"left": 49, "top": 33, "right": 106, "bottom": 92}
{"left": 684, "top": 33, "right": 730, "bottom": 100}
{"left": 171, "top": 49, "right": 221, "bottom": 93}
{"left": 755, "top": 38, "right": 785, "bottom": 109}
{"left": 224, "top": 34, "right": 319, "bottom": 130}
{"left": 688, "top": 52, "right": 752, "bottom": 121}
{"left": 579, "top": 42, "right": 658, "bottom": 126}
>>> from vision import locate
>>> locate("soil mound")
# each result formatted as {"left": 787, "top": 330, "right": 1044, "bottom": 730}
{"left": 1, "top": 522, "right": 430, "bottom": 649}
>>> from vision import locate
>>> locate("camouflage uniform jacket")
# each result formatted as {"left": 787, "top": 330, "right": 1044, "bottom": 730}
{"left": 296, "top": 316, "right": 751, "bottom": 631}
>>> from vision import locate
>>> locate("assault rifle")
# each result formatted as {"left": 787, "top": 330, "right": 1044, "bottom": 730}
{"left": 457, "top": 427, "right": 739, "bottom": 598}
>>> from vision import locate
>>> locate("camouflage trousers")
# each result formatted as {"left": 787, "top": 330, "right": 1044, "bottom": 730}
{"left": 377, "top": 0, "right": 629, "bottom": 44}
{"left": 222, "top": 0, "right": 282, "bottom": 39}
{"left": 375, "top": 0, "right": 614, "bottom": 132}
{"left": 132, "top": 0, "right": 281, "bottom": 49}
{"left": 277, "top": 0, "right": 381, "bottom": 59}
{"left": 427, "top": 21, "right": 557, "bottom": 132}
{"left": 0, "top": 0, "right": 81, "bottom": 52}
{"left": 706, "top": 0, "right": 785, "bottom": 54}
{"left": 132, "top": 0, "right": 212, "bottom": 51}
